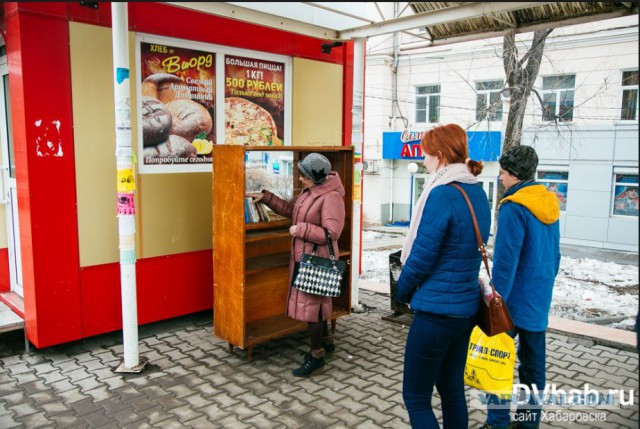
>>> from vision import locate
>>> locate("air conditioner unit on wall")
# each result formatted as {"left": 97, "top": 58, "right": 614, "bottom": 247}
{"left": 363, "top": 160, "right": 379, "bottom": 174}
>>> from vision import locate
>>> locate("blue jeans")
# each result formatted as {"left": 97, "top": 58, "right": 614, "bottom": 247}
{"left": 403, "top": 311, "right": 476, "bottom": 429}
{"left": 486, "top": 328, "right": 547, "bottom": 429}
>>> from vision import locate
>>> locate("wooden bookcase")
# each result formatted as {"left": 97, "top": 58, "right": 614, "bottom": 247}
{"left": 212, "top": 145, "right": 354, "bottom": 361}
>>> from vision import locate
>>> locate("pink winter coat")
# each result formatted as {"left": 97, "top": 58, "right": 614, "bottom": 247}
{"left": 261, "top": 172, "right": 346, "bottom": 322}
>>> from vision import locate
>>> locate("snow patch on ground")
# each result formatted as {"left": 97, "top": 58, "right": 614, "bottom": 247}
{"left": 360, "top": 232, "right": 639, "bottom": 331}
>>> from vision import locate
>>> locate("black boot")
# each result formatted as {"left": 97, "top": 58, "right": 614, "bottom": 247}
{"left": 323, "top": 343, "right": 336, "bottom": 354}
{"left": 322, "top": 335, "right": 335, "bottom": 354}
{"left": 292, "top": 350, "right": 325, "bottom": 377}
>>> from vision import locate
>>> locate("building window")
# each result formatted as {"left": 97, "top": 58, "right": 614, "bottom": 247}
{"left": 476, "top": 80, "right": 503, "bottom": 121}
{"left": 612, "top": 172, "right": 638, "bottom": 216}
{"left": 415, "top": 85, "right": 440, "bottom": 123}
{"left": 537, "top": 170, "right": 569, "bottom": 211}
{"left": 542, "top": 75, "right": 575, "bottom": 122}
{"left": 621, "top": 70, "right": 638, "bottom": 121}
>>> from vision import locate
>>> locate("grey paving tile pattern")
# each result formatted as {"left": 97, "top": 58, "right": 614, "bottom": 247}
{"left": 0, "top": 290, "right": 638, "bottom": 428}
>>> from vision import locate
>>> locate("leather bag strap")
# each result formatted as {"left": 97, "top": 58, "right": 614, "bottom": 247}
{"left": 309, "top": 228, "right": 336, "bottom": 259}
{"left": 323, "top": 227, "right": 337, "bottom": 260}
{"left": 448, "top": 183, "right": 496, "bottom": 295}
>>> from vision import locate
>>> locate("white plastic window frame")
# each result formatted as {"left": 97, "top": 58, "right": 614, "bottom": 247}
{"left": 620, "top": 69, "right": 639, "bottom": 122}
{"left": 475, "top": 80, "right": 503, "bottom": 122}
{"left": 414, "top": 84, "right": 440, "bottom": 124}
{"left": 611, "top": 167, "right": 639, "bottom": 217}
{"left": 541, "top": 75, "right": 576, "bottom": 122}
{"left": 135, "top": 33, "right": 292, "bottom": 174}
{"left": 536, "top": 165, "right": 569, "bottom": 212}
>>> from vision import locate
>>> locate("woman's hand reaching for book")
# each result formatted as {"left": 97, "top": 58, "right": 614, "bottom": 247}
{"left": 247, "top": 192, "right": 264, "bottom": 204}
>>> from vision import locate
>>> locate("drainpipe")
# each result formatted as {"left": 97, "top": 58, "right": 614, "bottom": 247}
{"left": 392, "top": 3, "right": 399, "bottom": 123}
{"left": 111, "top": 2, "right": 146, "bottom": 374}
{"left": 388, "top": 2, "right": 400, "bottom": 225}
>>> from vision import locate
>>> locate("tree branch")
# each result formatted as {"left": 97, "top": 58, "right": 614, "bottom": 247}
{"left": 522, "top": 29, "right": 553, "bottom": 84}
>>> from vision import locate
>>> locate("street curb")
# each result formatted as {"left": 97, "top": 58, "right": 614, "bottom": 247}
{"left": 548, "top": 315, "right": 638, "bottom": 352}
{"left": 361, "top": 281, "right": 638, "bottom": 352}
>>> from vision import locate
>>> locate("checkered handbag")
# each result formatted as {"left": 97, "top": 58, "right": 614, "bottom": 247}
{"left": 293, "top": 228, "right": 347, "bottom": 297}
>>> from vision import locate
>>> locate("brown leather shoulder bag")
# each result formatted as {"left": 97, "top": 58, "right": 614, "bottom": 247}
{"left": 449, "top": 183, "right": 515, "bottom": 337}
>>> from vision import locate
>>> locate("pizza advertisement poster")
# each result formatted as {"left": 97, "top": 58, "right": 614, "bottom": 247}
{"left": 139, "top": 41, "right": 216, "bottom": 171}
{"left": 224, "top": 55, "right": 285, "bottom": 146}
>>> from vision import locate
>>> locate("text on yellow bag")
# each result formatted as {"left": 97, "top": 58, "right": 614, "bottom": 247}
{"left": 464, "top": 326, "right": 516, "bottom": 395}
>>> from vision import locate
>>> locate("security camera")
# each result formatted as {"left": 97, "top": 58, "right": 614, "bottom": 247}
{"left": 322, "top": 42, "right": 344, "bottom": 54}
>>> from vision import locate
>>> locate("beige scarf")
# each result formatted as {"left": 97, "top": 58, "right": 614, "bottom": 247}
{"left": 400, "top": 163, "right": 478, "bottom": 264}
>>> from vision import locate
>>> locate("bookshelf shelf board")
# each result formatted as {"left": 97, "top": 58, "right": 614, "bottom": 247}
{"left": 246, "top": 252, "right": 290, "bottom": 275}
{"left": 245, "top": 228, "right": 291, "bottom": 243}
{"left": 245, "top": 306, "right": 349, "bottom": 347}
{"left": 246, "top": 219, "right": 291, "bottom": 231}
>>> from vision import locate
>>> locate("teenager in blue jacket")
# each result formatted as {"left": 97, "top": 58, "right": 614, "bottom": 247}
{"left": 396, "top": 124, "right": 491, "bottom": 429}
{"left": 481, "top": 145, "right": 561, "bottom": 429}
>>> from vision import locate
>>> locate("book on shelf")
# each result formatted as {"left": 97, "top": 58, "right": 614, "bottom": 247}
{"left": 245, "top": 197, "right": 272, "bottom": 223}
{"left": 256, "top": 201, "right": 271, "bottom": 222}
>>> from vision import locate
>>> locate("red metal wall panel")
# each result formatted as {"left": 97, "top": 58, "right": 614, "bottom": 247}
{"left": 5, "top": 3, "right": 82, "bottom": 347}
{"left": 127, "top": 2, "right": 345, "bottom": 64}
{"left": 0, "top": 248, "right": 9, "bottom": 293}
{"left": 135, "top": 250, "right": 213, "bottom": 324}
{"left": 80, "top": 263, "right": 122, "bottom": 338}
{"left": 80, "top": 251, "right": 213, "bottom": 338}
{"left": 12, "top": 2, "right": 67, "bottom": 20}
{"left": 342, "top": 42, "right": 355, "bottom": 147}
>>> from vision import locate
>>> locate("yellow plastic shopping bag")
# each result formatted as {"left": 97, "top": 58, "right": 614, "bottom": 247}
{"left": 464, "top": 326, "right": 516, "bottom": 395}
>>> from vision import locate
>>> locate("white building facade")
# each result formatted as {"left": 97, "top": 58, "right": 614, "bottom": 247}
{"left": 363, "top": 15, "right": 639, "bottom": 252}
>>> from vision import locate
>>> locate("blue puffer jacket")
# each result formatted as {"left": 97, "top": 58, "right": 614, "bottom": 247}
{"left": 396, "top": 182, "right": 491, "bottom": 317}
{"left": 492, "top": 180, "right": 561, "bottom": 332}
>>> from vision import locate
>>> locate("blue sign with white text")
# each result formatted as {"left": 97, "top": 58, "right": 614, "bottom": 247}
{"left": 382, "top": 130, "right": 501, "bottom": 161}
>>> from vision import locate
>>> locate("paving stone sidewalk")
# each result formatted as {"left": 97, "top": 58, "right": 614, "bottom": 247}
{"left": 0, "top": 290, "right": 638, "bottom": 428}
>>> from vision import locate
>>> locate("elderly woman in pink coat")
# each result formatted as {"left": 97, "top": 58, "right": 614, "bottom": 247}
{"left": 248, "top": 153, "right": 345, "bottom": 377}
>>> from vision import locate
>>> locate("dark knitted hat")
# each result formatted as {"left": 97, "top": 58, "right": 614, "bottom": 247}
{"left": 499, "top": 145, "right": 538, "bottom": 180}
{"left": 298, "top": 153, "right": 331, "bottom": 184}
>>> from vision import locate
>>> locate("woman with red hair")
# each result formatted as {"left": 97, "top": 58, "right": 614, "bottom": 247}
{"left": 396, "top": 124, "right": 491, "bottom": 428}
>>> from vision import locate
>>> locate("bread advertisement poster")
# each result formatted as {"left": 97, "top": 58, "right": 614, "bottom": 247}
{"left": 140, "top": 41, "right": 215, "bottom": 171}
{"left": 224, "top": 55, "right": 285, "bottom": 146}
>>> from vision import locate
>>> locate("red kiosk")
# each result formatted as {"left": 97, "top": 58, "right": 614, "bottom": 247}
{"left": 0, "top": 2, "right": 358, "bottom": 348}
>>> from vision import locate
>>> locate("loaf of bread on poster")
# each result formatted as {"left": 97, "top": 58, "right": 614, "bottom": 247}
{"left": 141, "top": 73, "right": 190, "bottom": 104}
{"left": 141, "top": 72, "right": 214, "bottom": 159}
{"left": 143, "top": 134, "right": 198, "bottom": 159}
{"left": 141, "top": 96, "right": 173, "bottom": 147}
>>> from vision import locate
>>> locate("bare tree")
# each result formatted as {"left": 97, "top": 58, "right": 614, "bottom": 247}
{"left": 482, "top": 29, "right": 552, "bottom": 238}
{"left": 502, "top": 29, "right": 553, "bottom": 153}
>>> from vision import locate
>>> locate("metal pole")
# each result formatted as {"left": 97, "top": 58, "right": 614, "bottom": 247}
{"left": 389, "top": 159, "right": 394, "bottom": 224}
{"left": 351, "top": 38, "right": 366, "bottom": 313}
{"left": 409, "top": 174, "right": 414, "bottom": 222}
{"left": 111, "top": 2, "right": 146, "bottom": 374}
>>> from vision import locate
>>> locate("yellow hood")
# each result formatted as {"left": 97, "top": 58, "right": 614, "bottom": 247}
{"left": 500, "top": 184, "right": 560, "bottom": 224}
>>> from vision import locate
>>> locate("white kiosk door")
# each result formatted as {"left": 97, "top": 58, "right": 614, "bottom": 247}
{"left": 0, "top": 59, "right": 23, "bottom": 297}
